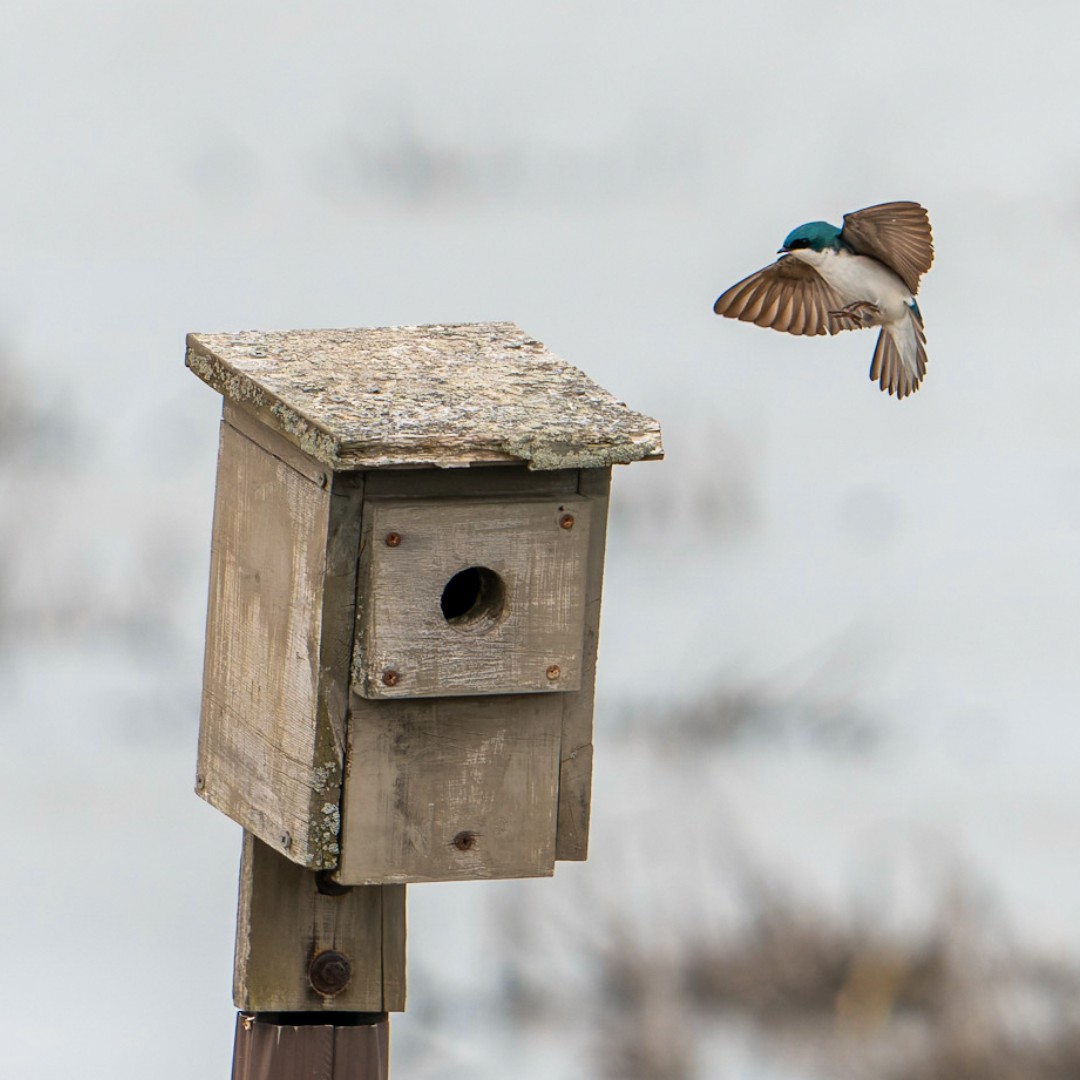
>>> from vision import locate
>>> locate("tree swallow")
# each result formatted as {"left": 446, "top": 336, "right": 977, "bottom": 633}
{"left": 713, "top": 202, "right": 934, "bottom": 399}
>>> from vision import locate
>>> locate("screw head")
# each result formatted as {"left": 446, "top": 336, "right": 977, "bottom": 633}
{"left": 381, "top": 669, "right": 400, "bottom": 687}
{"left": 546, "top": 664, "right": 561, "bottom": 681}
{"left": 385, "top": 532, "right": 402, "bottom": 547}
{"left": 280, "top": 830, "right": 292, "bottom": 850}
{"left": 452, "top": 830, "right": 478, "bottom": 852}
{"left": 559, "top": 513, "right": 575, "bottom": 530}
{"left": 309, "top": 949, "right": 352, "bottom": 996}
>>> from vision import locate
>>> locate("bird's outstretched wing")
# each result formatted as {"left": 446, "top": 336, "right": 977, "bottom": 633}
{"left": 840, "top": 202, "right": 934, "bottom": 294}
{"left": 713, "top": 255, "right": 844, "bottom": 337}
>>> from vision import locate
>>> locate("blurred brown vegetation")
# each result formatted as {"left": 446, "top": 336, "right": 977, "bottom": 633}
{"left": 581, "top": 880, "right": 1080, "bottom": 1079}
{"left": 490, "top": 672, "right": 1080, "bottom": 1079}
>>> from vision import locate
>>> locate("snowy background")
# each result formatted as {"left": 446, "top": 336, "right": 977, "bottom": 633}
{"left": 3, "top": 3, "right": 1080, "bottom": 1077}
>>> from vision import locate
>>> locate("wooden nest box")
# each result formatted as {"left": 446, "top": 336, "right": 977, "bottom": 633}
{"left": 188, "top": 322, "right": 663, "bottom": 885}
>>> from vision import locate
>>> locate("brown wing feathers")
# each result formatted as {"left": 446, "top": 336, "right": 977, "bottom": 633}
{"left": 713, "top": 257, "right": 840, "bottom": 337}
{"left": 840, "top": 201, "right": 934, "bottom": 295}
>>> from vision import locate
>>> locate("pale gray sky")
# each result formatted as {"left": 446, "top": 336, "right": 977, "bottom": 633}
{"left": 3, "top": 5, "right": 1080, "bottom": 1077}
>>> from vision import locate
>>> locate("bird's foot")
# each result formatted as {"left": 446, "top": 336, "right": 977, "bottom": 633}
{"left": 828, "top": 301, "right": 882, "bottom": 332}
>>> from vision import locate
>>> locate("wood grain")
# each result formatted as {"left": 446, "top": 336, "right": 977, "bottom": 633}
{"left": 197, "top": 419, "right": 361, "bottom": 868}
{"left": 556, "top": 467, "right": 611, "bottom": 860}
{"left": 234, "top": 832, "right": 406, "bottom": 1013}
{"left": 338, "top": 693, "right": 562, "bottom": 884}
{"left": 355, "top": 496, "right": 592, "bottom": 699}
{"left": 224, "top": 400, "right": 330, "bottom": 487}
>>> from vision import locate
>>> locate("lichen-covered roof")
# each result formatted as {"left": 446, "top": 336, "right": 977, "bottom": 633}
{"left": 186, "top": 322, "right": 663, "bottom": 471}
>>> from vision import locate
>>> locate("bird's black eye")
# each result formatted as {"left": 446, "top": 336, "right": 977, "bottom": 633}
{"left": 787, "top": 238, "right": 809, "bottom": 250}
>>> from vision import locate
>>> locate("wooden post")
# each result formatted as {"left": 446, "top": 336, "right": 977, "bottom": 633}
{"left": 229, "top": 833, "right": 404, "bottom": 1078}
{"left": 233, "top": 833, "right": 405, "bottom": 1013}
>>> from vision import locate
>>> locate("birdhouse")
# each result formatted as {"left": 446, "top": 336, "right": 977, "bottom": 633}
{"left": 188, "top": 323, "right": 663, "bottom": 886}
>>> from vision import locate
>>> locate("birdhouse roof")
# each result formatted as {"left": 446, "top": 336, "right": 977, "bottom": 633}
{"left": 186, "top": 322, "right": 663, "bottom": 471}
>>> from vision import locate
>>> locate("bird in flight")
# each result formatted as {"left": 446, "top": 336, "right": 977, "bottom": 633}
{"left": 713, "top": 202, "right": 934, "bottom": 399}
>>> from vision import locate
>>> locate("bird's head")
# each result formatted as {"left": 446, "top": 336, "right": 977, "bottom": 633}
{"left": 779, "top": 220, "right": 841, "bottom": 254}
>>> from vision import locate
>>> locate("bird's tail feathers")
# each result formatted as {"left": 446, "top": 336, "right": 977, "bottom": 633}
{"left": 869, "top": 309, "right": 927, "bottom": 399}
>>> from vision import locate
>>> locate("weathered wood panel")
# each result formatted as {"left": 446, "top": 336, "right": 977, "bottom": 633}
{"left": 379, "top": 877, "right": 407, "bottom": 1011}
{"left": 186, "top": 323, "right": 664, "bottom": 471}
{"left": 234, "top": 832, "right": 406, "bottom": 1013}
{"left": 231, "top": 1011, "right": 389, "bottom": 1080}
{"left": 362, "top": 464, "right": 579, "bottom": 501}
{"left": 197, "top": 421, "right": 362, "bottom": 868}
{"left": 315, "top": 471, "right": 366, "bottom": 858}
{"left": 556, "top": 467, "right": 611, "bottom": 860}
{"left": 224, "top": 400, "right": 331, "bottom": 487}
{"left": 338, "top": 693, "right": 562, "bottom": 883}
{"left": 355, "top": 497, "right": 592, "bottom": 698}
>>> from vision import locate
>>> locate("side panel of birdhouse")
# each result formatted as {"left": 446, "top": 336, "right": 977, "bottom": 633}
{"left": 555, "top": 466, "right": 611, "bottom": 861}
{"left": 197, "top": 408, "right": 363, "bottom": 868}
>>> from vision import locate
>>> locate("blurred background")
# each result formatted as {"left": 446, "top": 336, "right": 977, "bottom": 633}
{"left": 4, "top": 3, "right": 1080, "bottom": 1077}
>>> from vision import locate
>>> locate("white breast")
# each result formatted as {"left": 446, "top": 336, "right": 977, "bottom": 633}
{"left": 791, "top": 248, "right": 913, "bottom": 322}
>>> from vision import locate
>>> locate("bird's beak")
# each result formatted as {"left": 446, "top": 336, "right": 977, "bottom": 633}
{"left": 777, "top": 246, "right": 789, "bottom": 254}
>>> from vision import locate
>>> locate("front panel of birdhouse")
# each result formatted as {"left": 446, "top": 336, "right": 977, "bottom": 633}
{"left": 335, "top": 470, "right": 605, "bottom": 885}
{"left": 354, "top": 496, "right": 592, "bottom": 698}
{"left": 339, "top": 691, "right": 564, "bottom": 883}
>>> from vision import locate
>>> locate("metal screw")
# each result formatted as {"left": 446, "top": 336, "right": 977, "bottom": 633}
{"left": 381, "top": 669, "right": 400, "bottom": 687}
{"left": 318, "top": 473, "right": 329, "bottom": 489}
{"left": 559, "top": 514, "right": 575, "bottom": 530}
{"left": 280, "top": 830, "right": 292, "bottom": 850}
{"left": 309, "top": 950, "right": 353, "bottom": 996}
{"left": 546, "top": 664, "right": 561, "bottom": 681}
{"left": 452, "top": 830, "right": 478, "bottom": 852}
{"left": 384, "top": 532, "right": 402, "bottom": 547}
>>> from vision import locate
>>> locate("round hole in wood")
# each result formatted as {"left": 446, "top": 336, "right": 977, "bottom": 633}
{"left": 440, "top": 566, "right": 505, "bottom": 633}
